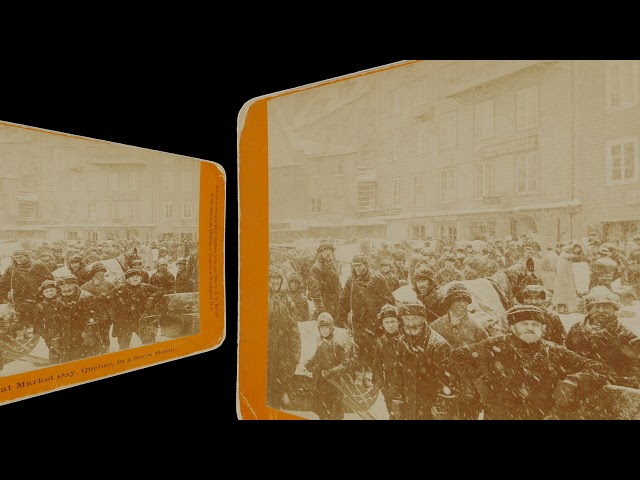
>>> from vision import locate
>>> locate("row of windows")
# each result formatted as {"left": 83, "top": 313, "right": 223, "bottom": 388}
{"left": 410, "top": 222, "right": 498, "bottom": 241}
{"left": 18, "top": 201, "right": 195, "bottom": 221}
{"left": 42, "top": 172, "right": 194, "bottom": 193}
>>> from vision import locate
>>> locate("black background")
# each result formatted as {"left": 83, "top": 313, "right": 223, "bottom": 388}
{"left": 0, "top": 58, "right": 402, "bottom": 433}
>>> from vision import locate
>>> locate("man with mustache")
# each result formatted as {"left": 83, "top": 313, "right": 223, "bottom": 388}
{"left": 453, "top": 304, "right": 612, "bottom": 420}
{"left": 566, "top": 286, "right": 640, "bottom": 388}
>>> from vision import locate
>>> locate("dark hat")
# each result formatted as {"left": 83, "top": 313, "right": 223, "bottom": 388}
{"left": 399, "top": 301, "right": 427, "bottom": 318}
{"left": 176, "top": 257, "right": 188, "bottom": 265}
{"left": 352, "top": 254, "right": 369, "bottom": 265}
{"left": 443, "top": 283, "right": 472, "bottom": 308}
{"left": 377, "top": 303, "right": 400, "bottom": 321}
{"left": 124, "top": 269, "right": 143, "bottom": 279}
{"left": 131, "top": 258, "right": 144, "bottom": 266}
{"left": 56, "top": 274, "right": 78, "bottom": 286}
{"left": 89, "top": 262, "right": 108, "bottom": 276}
{"left": 584, "top": 286, "right": 620, "bottom": 311}
{"left": 521, "top": 284, "right": 549, "bottom": 301}
{"left": 287, "top": 272, "right": 303, "bottom": 284}
{"left": 412, "top": 266, "right": 436, "bottom": 283}
{"left": 69, "top": 254, "right": 83, "bottom": 263}
{"left": 317, "top": 240, "right": 335, "bottom": 253}
{"left": 317, "top": 312, "right": 334, "bottom": 327}
{"left": 12, "top": 249, "right": 30, "bottom": 257}
{"left": 506, "top": 305, "right": 545, "bottom": 326}
{"left": 39, "top": 280, "right": 57, "bottom": 291}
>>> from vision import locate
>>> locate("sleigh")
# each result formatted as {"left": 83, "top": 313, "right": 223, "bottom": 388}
{"left": 158, "top": 292, "right": 200, "bottom": 338}
{"left": 0, "top": 303, "right": 48, "bottom": 368}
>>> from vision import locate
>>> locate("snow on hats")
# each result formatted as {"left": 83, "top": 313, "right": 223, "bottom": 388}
{"left": 124, "top": 268, "right": 143, "bottom": 279}
{"left": 287, "top": 272, "right": 303, "bottom": 284}
{"left": 584, "top": 286, "right": 620, "bottom": 311}
{"left": 443, "top": 283, "right": 472, "bottom": 308}
{"left": 598, "top": 245, "right": 612, "bottom": 256}
{"left": 317, "top": 312, "right": 334, "bottom": 327}
{"left": 12, "top": 249, "right": 30, "bottom": 257}
{"left": 89, "top": 262, "right": 107, "bottom": 275}
{"left": 378, "top": 303, "right": 400, "bottom": 321}
{"left": 399, "top": 300, "right": 427, "bottom": 318}
{"left": 506, "top": 305, "right": 545, "bottom": 325}
{"left": 317, "top": 239, "right": 335, "bottom": 253}
{"left": 380, "top": 257, "right": 394, "bottom": 267}
{"left": 39, "top": 279, "right": 57, "bottom": 291}
{"left": 521, "top": 284, "right": 549, "bottom": 300}
{"left": 412, "top": 265, "right": 436, "bottom": 283}
{"left": 56, "top": 274, "right": 78, "bottom": 286}
{"left": 352, "top": 254, "right": 369, "bottom": 265}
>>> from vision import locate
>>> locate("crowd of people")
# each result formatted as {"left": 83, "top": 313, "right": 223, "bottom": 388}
{"left": 0, "top": 237, "right": 199, "bottom": 369}
{"left": 267, "top": 233, "right": 640, "bottom": 420}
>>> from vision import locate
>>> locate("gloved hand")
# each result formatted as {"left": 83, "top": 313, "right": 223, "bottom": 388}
{"left": 553, "top": 379, "right": 578, "bottom": 409}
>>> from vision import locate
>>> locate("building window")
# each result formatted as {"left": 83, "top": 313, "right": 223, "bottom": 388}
{"left": 410, "top": 124, "right": 428, "bottom": 156}
{"left": 87, "top": 173, "right": 98, "bottom": 192}
{"left": 129, "top": 172, "right": 140, "bottom": 192}
{"left": 470, "top": 221, "right": 496, "bottom": 240}
{"left": 475, "top": 100, "right": 494, "bottom": 140}
{"left": 48, "top": 173, "right": 61, "bottom": 192}
{"left": 164, "top": 202, "right": 174, "bottom": 219}
{"left": 393, "top": 177, "right": 403, "bottom": 207}
{"left": 441, "top": 168, "right": 456, "bottom": 201}
{"left": 607, "top": 139, "right": 638, "bottom": 185}
{"left": 516, "top": 86, "right": 539, "bottom": 131}
{"left": 475, "top": 161, "right": 495, "bottom": 198}
{"left": 109, "top": 172, "right": 119, "bottom": 192}
{"left": 411, "top": 225, "right": 426, "bottom": 240}
{"left": 606, "top": 61, "right": 638, "bottom": 111}
{"left": 440, "top": 112, "right": 457, "bottom": 149}
{"left": 88, "top": 202, "right": 97, "bottom": 220}
{"left": 164, "top": 173, "right": 174, "bottom": 192}
{"left": 65, "top": 231, "right": 78, "bottom": 241}
{"left": 182, "top": 202, "right": 193, "bottom": 219}
{"left": 129, "top": 201, "right": 140, "bottom": 220}
{"left": 334, "top": 159, "right": 344, "bottom": 176}
{"left": 182, "top": 172, "right": 193, "bottom": 192}
{"left": 516, "top": 152, "right": 540, "bottom": 194}
{"left": 311, "top": 197, "right": 322, "bottom": 213}
{"left": 68, "top": 202, "right": 76, "bottom": 220}
{"left": 99, "top": 202, "right": 109, "bottom": 220}
{"left": 413, "top": 175, "right": 424, "bottom": 206}
{"left": 19, "top": 201, "right": 37, "bottom": 219}
{"left": 110, "top": 202, "right": 118, "bottom": 220}
{"left": 358, "top": 184, "right": 376, "bottom": 210}
{"left": 87, "top": 232, "right": 98, "bottom": 242}
{"left": 438, "top": 223, "right": 457, "bottom": 242}
{"left": 52, "top": 202, "right": 61, "bottom": 220}
{"left": 70, "top": 173, "right": 79, "bottom": 192}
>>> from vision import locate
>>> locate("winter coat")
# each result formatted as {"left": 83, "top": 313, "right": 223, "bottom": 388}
{"left": 150, "top": 270, "right": 176, "bottom": 294}
{"left": 305, "top": 336, "right": 349, "bottom": 420}
{"left": 553, "top": 253, "right": 577, "bottom": 307}
{"left": 175, "top": 269, "right": 196, "bottom": 293}
{"left": 566, "top": 315, "right": 640, "bottom": 388}
{"left": 372, "top": 331, "right": 401, "bottom": 392}
{"left": 35, "top": 297, "right": 60, "bottom": 345}
{"left": 286, "top": 290, "right": 309, "bottom": 322}
{"left": 435, "top": 267, "right": 465, "bottom": 286}
{"left": 267, "top": 290, "right": 302, "bottom": 409}
{"left": 412, "top": 286, "right": 441, "bottom": 325}
{"left": 0, "top": 258, "right": 53, "bottom": 307}
{"left": 338, "top": 265, "right": 395, "bottom": 333}
{"left": 97, "top": 282, "right": 164, "bottom": 337}
{"left": 393, "top": 327, "right": 458, "bottom": 419}
{"left": 307, "top": 257, "right": 341, "bottom": 320}
{"left": 381, "top": 270, "right": 400, "bottom": 294}
{"left": 542, "top": 311, "right": 567, "bottom": 345}
{"left": 394, "top": 264, "right": 408, "bottom": 284}
{"left": 453, "top": 334, "right": 612, "bottom": 420}
{"left": 430, "top": 313, "right": 489, "bottom": 349}
{"left": 55, "top": 288, "right": 100, "bottom": 362}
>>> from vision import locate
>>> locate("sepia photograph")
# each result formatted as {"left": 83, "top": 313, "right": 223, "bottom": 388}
{"left": 0, "top": 122, "right": 202, "bottom": 378}
{"left": 264, "top": 60, "right": 640, "bottom": 420}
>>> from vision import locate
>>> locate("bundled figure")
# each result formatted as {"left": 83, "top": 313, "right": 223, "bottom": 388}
{"left": 392, "top": 250, "right": 408, "bottom": 286}
{"left": 97, "top": 269, "right": 165, "bottom": 350}
{"left": 566, "top": 287, "right": 640, "bottom": 389}
{"left": 81, "top": 263, "right": 116, "bottom": 354}
{"left": 67, "top": 254, "right": 92, "bottom": 284}
{"left": 411, "top": 266, "right": 440, "bottom": 324}
{"left": 307, "top": 240, "right": 341, "bottom": 321}
{"left": 267, "top": 267, "right": 302, "bottom": 409}
{"left": 305, "top": 313, "right": 350, "bottom": 420}
{"left": 379, "top": 257, "right": 400, "bottom": 294}
{"left": 54, "top": 274, "right": 101, "bottom": 362}
{"left": 453, "top": 305, "right": 612, "bottom": 420}
{"left": 35, "top": 280, "right": 62, "bottom": 364}
{"left": 392, "top": 301, "right": 459, "bottom": 420}
{"left": 435, "top": 252, "right": 466, "bottom": 285}
{"left": 372, "top": 304, "right": 402, "bottom": 419}
{"left": 286, "top": 272, "right": 309, "bottom": 322}
{"left": 175, "top": 257, "right": 196, "bottom": 293}
{"left": 519, "top": 285, "right": 567, "bottom": 345}
{"left": 150, "top": 258, "right": 176, "bottom": 294}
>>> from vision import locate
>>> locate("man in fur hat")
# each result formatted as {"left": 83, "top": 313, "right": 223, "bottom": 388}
{"left": 373, "top": 304, "right": 402, "bottom": 419}
{"left": 453, "top": 304, "right": 612, "bottom": 420}
{"left": 307, "top": 240, "right": 341, "bottom": 321}
{"left": 566, "top": 286, "right": 640, "bottom": 388}
{"left": 519, "top": 284, "right": 567, "bottom": 345}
